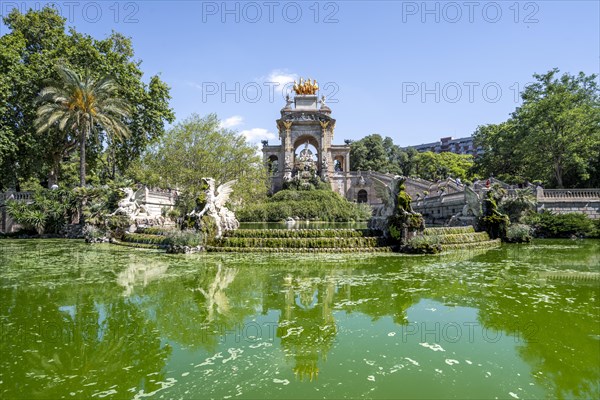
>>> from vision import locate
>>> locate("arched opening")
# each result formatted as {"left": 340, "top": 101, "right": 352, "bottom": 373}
{"left": 267, "top": 155, "right": 279, "bottom": 174}
{"left": 334, "top": 155, "right": 344, "bottom": 172}
{"left": 293, "top": 139, "right": 319, "bottom": 172}
{"left": 357, "top": 189, "right": 368, "bottom": 203}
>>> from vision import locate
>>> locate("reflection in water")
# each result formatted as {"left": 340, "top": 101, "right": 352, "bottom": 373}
{"left": 116, "top": 256, "right": 168, "bottom": 296}
{"left": 0, "top": 239, "right": 598, "bottom": 399}
{"left": 196, "top": 263, "right": 237, "bottom": 322}
{"left": 276, "top": 273, "right": 338, "bottom": 381}
{"left": 0, "top": 287, "right": 171, "bottom": 399}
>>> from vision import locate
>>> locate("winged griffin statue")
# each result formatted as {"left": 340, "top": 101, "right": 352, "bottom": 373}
{"left": 368, "top": 175, "right": 410, "bottom": 233}
{"left": 462, "top": 185, "right": 482, "bottom": 217}
{"left": 190, "top": 178, "right": 239, "bottom": 238}
{"left": 111, "top": 187, "right": 148, "bottom": 218}
{"left": 447, "top": 184, "right": 482, "bottom": 227}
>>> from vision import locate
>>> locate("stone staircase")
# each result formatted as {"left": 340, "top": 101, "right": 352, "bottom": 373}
{"left": 207, "top": 229, "right": 395, "bottom": 253}
{"left": 110, "top": 226, "right": 500, "bottom": 253}
{"left": 422, "top": 226, "right": 501, "bottom": 250}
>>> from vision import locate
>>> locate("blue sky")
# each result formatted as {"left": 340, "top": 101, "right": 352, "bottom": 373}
{"left": 1, "top": 1, "right": 598, "bottom": 147}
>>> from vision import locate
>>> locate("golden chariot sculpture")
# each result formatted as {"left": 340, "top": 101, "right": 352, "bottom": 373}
{"left": 293, "top": 78, "right": 319, "bottom": 95}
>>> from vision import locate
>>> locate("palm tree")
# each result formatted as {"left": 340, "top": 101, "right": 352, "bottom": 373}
{"left": 35, "top": 65, "right": 131, "bottom": 187}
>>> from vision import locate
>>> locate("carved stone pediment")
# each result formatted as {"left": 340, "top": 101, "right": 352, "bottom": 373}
{"left": 279, "top": 111, "right": 333, "bottom": 124}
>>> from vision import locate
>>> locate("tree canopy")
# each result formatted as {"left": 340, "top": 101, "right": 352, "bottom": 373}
{"left": 0, "top": 7, "right": 174, "bottom": 190}
{"left": 350, "top": 134, "right": 475, "bottom": 181}
{"left": 350, "top": 134, "right": 401, "bottom": 174}
{"left": 474, "top": 69, "right": 600, "bottom": 188}
{"left": 35, "top": 65, "right": 131, "bottom": 187}
{"left": 128, "top": 113, "right": 269, "bottom": 207}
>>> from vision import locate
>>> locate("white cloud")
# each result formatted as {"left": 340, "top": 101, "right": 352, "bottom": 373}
{"left": 220, "top": 115, "right": 244, "bottom": 129}
{"left": 262, "top": 69, "right": 298, "bottom": 88}
{"left": 185, "top": 81, "right": 204, "bottom": 90}
{"left": 239, "top": 128, "right": 277, "bottom": 143}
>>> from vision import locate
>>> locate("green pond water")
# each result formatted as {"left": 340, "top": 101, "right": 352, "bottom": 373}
{"left": 1, "top": 239, "right": 599, "bottom": 399}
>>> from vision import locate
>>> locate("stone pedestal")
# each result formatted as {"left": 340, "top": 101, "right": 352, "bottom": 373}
{"left": 294, "top": 95, "right": 318, "bottom": 110}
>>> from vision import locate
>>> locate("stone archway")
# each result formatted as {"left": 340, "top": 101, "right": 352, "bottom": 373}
{"left": 267, "top": 155, "right": 279, "bottom": 174}
{"left": 334, "top": 155, "right": 345, "bottom": 172}
{"left": 357, "top": 189, "right": 368, "bottom": 203}
{"left": 293, "top": 136, "right": 320, "bottom": 170}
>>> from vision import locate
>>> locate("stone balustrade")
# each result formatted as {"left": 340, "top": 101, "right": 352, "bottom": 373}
{"left": 539, "top": 189, "right": 600, "bottom": 200}
{"left": 0, "top": 191, "right": 33, "bottom": 203}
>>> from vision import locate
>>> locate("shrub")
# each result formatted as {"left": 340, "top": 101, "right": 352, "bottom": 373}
{"left": 593, "top": 219, "right": 600, "bottom": 238}
{"left": 164, "top": 230, "right": 204, "bottom": 247}
{"left": 137, "top": 227, "right": 175, "bottom": 235}
{"left": 76, "top": 181, "right": 135, "bottom": 237}
{"left": 524, "top": 211, "right": 595, "bottom": 238}
{"left": 499, "top": 188, "right": 537, "bottom": 223}
{"left": 5, "top": 188, "right": 77, "bottom": 234}
{"left": 478, "top": 190, "right": 509, "bottom": 239}
{"left": 505, "top": 224, "right": 533, "bottom": 243}
{"left": 237, "top": 190, "right": 371, "bottom": 222}
{"left": 122, "top": 232, "right": 169, "bottom": 245}
{"left": 423, "top": 226, "right": 475, "bottom": 235}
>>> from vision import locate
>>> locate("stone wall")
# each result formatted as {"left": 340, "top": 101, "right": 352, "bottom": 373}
{"left": 412, "top": 192, "right": 467, "bottom": 226}
{"left": 139, "top": 188, "right": 178, "bottom": 217}
{"left": 411, "top": 185, "right": 600, "bottom": 225}
{"left": 536, "top": 188, "right": 600, "bottom": 219}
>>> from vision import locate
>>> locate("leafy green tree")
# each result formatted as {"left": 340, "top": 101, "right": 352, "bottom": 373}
{"left": 474, "top": 69, "right": 600, "bottom": 188}
{"left": 0, "top": 7, "right": 174, "bottom": 190}
{"left": 399, "top": 147, "right": 418, "bottom": 177}
{"left": 129, "top": 113, "right": 269, "bottom": 207}
{"left": 350, "top": 134, "right": 392, "bottom": 173}
{"left": 35, "top": 65, "right": 131, "bottom": 187}
{"left": 516, "top": 70, "right": 600, "bottom": 188}
{"left": 382, "top": 136, "right": 403, "bottom": 175}
{"left": 351, "top": 135, "right": 475, "bottom": 181}
{"left": 412, "top": 151, "right": 475, "bottom": 181}
{"left": 473, "top": 121, "right": 525, "bottom": 183}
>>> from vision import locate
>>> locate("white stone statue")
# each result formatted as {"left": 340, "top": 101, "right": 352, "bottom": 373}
{"left": 111, "top": 187, "right": 148, "bottom": 218}
{"left": 284, "top": 153, "right": 293, "bottom": 170}
{"left": 191, "top": 178, "right": 239, "bottom": 238}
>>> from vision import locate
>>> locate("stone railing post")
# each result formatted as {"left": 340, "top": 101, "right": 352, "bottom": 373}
{"left": 536, "top": 186, "right": 544, "bottom": 201}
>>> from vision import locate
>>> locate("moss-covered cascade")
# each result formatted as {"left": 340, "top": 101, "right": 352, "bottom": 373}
{"left": 419, "top": 226, "right": 501, "bottom": 251}
{"left": 208, "top": 228, "right": 395, "bottom": 253}
{"left": 112, "top": 227, "right": 185, "bottom": 249}
{"left": 114, "top": 226, "right": 500, "bottom": 253}
{"left": 213, "top": 236, "right": 387, "bottom": 249}
{"left": 223, "top": 229, "right": 382, "bottom": 239}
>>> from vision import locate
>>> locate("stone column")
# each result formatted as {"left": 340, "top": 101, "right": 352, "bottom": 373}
{"left": 320, "top": 121, "right": 331, "bottom": 180}
{"left": 283, "top": 121, "right": 293, "bottom": 181}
